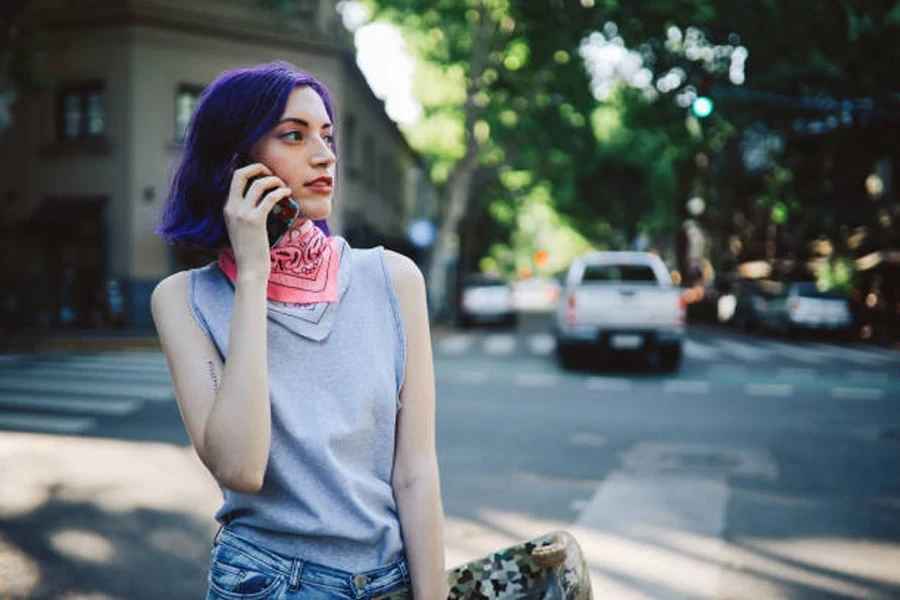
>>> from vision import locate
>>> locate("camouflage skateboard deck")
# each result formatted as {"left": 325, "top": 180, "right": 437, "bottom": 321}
{"left": 385, "top": 530, "right": 592, "bottom": 599}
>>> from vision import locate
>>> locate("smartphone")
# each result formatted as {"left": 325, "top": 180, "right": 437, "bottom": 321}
{"left": 238, "top": 157, "right": 301, "bottom": 248}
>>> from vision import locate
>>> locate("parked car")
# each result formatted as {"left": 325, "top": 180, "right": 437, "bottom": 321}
{"left": 554, "top": 251, "right": 685, "bottom": 370}
{"left": 512, "top": 277, "right": 562, "bottom": 312}
{"left": 457, "top": 274, "right": 518, "bottom": 328}
{"left": 756, "top": 281, "right": 852, "bottom": 337}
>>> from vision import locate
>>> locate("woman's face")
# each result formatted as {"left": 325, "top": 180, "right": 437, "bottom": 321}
{"left": 249, "top": 85, "right": 337, "bottom": 223}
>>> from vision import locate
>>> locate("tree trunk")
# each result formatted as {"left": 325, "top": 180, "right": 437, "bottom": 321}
{"left": 426, "top": 148, "right": 479, "bottom": 319}
{"left": 423, "top": 0, "right": 492, "bottom": 320}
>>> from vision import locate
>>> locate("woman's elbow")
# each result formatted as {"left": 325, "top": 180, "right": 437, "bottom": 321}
{"left": 213, "top": 464, "right": 265, "bottom": 494}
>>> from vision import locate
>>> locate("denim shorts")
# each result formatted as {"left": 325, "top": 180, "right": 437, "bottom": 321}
{"left": 207, "top": 528, "right": 411, "bottom": 600}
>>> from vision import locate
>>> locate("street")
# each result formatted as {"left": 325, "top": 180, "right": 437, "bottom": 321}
{"left": 0, "top": 317, "right": 899, "bottom": 599}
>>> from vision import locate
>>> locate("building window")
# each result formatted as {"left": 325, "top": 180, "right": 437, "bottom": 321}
{"left": 175, "top": 85, "right": 204, "bottom": 143}
{"left": 57, "top": 83, "right": 106, "bottom": 140}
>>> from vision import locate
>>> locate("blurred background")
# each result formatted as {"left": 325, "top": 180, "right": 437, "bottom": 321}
{"left": 0, "top": 1, "right": 899, "bottom": 598}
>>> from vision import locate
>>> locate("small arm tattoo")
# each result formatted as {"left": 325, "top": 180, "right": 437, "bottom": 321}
{"left": 207, "top": 360, "right": 220, "bottom": 392}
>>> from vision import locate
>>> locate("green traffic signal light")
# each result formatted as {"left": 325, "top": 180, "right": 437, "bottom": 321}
{"left": 692, "top": 97, "right": 714, "bottom": 118}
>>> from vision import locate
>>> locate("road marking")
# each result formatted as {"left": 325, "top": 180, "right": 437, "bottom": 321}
{"left": 707, "top": 364, "right": 748, "bottom": 376}
{"left": 514, "top": 372, "right": 558, "bottom": 387}
{"left": 33, "top": 359, "right": 171, "bottom": 376}
{"left": 0, "top": 394, "right": 142, "bottom": 416}
{"left": 0, "top": 412, "right": 95, "bottom": 434}
{"left": 574, "top": 443, "right": 776, "bottom": 598}
{"left": 715, "top": 340, "right": 769, "bottom": 362}
{"left": 683, "top": 340, "right": 720, "bottom": 361}
{"left": 436, "top": 334, "right": 473, "bottom": 355}
{"left": 818, "top": 344, "right": 893, "bottom": 366}
{"left": 527, "top": 334, "right": 556, "bottom": 356}
{"left": 585, "top": 377, "right": 631, "bottom": 392}
{"left": 13, "top": 366, "right": 171, "bottom": 385}
{"left": 483, "top": 334, "right": 516, "bottom": 355}
{"left": 832, "top": 387, "right": 885, "bottom": 400}
{"left": 746, "top": 383, "right": 793, "bottom": 397}
{"left": 456, "top": 371, "right": 490, "bottom": 384}
{"left": 663, "top": 380, "right": 711, "bottom": 394}
{"left": 776, "top": 367, "right": 817, "bottom": 379}
{"left": 848, "top": 370, "right": 890, "bottom": 384}
{"left": 764, "top": 341, "right": 827, "bottom": 365}
{"left": 0, "top": 378, "right": 173, "bottom": 402}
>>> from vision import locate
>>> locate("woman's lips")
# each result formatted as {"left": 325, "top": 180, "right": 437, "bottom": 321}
{"left": 304, "top": 183, "right": 333, "bottom": 195}
{"left": 304, "top": 177, "right": 333, "bottom": 195}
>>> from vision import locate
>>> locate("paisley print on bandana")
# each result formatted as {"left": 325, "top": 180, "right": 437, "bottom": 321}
{"left": 218, "top": 220, "right": 341, "bottom": 305}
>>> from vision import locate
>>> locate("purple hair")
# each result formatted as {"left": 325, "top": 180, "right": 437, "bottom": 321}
{"left": 157, "top": 60, "right": 334, "bottom": 248}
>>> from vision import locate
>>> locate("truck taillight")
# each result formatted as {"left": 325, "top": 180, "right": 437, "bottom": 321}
{"left": 790, "top": 299, "right": 800, "bottom": 314}
{"left": 678, "top": 294, "right": 687, "bottom": 326}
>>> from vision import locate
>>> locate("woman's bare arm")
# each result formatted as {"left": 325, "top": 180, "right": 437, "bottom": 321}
{"left": 386, "top": 250, "right": 447, "bottom": 599}
{"left": 151, "top": 270, "right": 271, "bottom": 493}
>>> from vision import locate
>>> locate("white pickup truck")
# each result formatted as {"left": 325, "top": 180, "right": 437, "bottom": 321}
{"left": 553, "top": 251, "right": 685, "bottom": 370}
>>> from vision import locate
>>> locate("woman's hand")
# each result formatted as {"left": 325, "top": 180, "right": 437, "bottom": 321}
{"left": 224, "top": 163, "right": 293, "bottom": 281}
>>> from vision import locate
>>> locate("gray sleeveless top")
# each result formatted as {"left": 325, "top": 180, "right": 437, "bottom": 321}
{"left": 187, "top": 238, "right": 407, "bottom": 572}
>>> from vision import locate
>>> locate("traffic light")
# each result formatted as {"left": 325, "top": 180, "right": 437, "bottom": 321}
{"left": 691, "top": 96, "right": 714, "bottom": 118}
{"left": 691, "top": 74, "right": 714, "bottom": 118}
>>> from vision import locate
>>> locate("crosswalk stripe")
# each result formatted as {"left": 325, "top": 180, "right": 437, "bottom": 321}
{"left": 437, "top": 334, "right": 473, "bottom": 355}
{"left": 483, "top": 334, "right": 516, "bottom": 356}
{"left": 848, "top": 370, "right": 890, "bottom": 384}
{"left": 0, "top": 377, "right": 173, "bottom": 402}
{"left": 0, "top": 412, "right": 95, "bottom": 434}
{"left": 38, "top": 356, "right": 170, "bottom": 372}
{"left": 0, "top": 393, "right": 142, "bottom": 416}
{"left": 663, "top": 380, "right": 710, "bottom": 394}
{"left": 776, "top": 367, "right": 817, "bottom": 379}
{"left": 817, "top": 344, "right": 893, "bottom": 366}
{"left": 586, "top": 377, "right": 631, "bottom": 392}
{"left": 746, "top": 383, "right": 793, "bottom": 397}
{"left": 514, "top": 373, "right": 558, "bottom": 387}
{"left": 832, "top": 387, "right": 885, "bottom": 400}
{"left": 527, "top": 334, "right": 556, "bottom": 356}
{"left": 12, "top": 366, "right": 172, "bottom": 385}
{"left": 684, "top": 340, "right": 719, "bottom": 361}
{"left": 763, "top": 341, "right": 827, "bottom": 365}
{"left": 714, "top": 340, "right": 770, "bottom": 362}
{"left": 457, "top": 371, "right": 490, "bottom": 384}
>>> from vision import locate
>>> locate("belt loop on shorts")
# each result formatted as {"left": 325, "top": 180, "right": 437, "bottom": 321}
{"left": 288, "top": 558, "right": 305, "bottom": 593}
{"left": 397, "top": 558, "right": 411, "bottom": 588}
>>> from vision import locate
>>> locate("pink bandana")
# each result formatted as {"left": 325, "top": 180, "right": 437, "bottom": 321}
{"left": 218, "top": 220, "right": 342, "bottom": 305}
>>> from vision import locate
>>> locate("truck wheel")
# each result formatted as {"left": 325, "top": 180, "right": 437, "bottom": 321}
{"left": 659, "top": 346, "right": 682, "bottom": 372}
{"left": 556, "top": 342, "right": 577, "bottom": 370}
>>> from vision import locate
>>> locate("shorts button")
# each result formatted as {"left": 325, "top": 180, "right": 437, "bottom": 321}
{"left": 353, "top": 574, "right": 368, "bottom": 589}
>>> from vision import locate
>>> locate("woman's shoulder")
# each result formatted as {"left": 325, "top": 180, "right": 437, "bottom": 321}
{"left": 151, "top": 270, "right": 191, "bottom": 312}
{"left": 382, "top": 249, "right": 424, "bottom": 289}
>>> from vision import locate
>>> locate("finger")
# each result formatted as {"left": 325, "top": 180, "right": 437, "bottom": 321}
{"left": 245, "top": 176, "right": 286, "bottom": 204}
{"left": 228, "top": 162, "right": 271, "bottom": 200}
{"left": 252, "top": 187, "right": 294, "bottom": 219}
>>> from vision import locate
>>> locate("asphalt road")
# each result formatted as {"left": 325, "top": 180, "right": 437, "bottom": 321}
{"left": 0, "top": 316, "right": 898, "bottom": 599}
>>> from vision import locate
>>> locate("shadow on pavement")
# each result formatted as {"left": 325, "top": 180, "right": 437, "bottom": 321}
{"left": 0, "top": 485, "right": 215, "bottom": 599}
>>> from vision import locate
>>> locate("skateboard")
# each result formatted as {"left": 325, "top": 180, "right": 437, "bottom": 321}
{"left": 384, "top": 530, "right": 592, "bottom": 599}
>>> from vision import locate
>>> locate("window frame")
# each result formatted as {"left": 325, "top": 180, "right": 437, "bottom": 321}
{"left": 174, "top": 84, "right": 205, "bottom": 144}
{"left": 56, "top": 81, "right": 107, "bottom": 141}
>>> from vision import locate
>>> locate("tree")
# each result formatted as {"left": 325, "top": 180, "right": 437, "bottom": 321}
{"left": 0, "top": 1, "right": 49, "bottom": 135}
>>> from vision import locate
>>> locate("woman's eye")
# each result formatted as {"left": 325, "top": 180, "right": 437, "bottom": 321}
{"left": 283, "top": 131, "right": 303, "bottom": 141}
{"left": 323, "top": 134, "right": 335, "bottom": 145}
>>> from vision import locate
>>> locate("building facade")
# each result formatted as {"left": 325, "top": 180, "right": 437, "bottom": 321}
{"left": 0, "top": 0, "right": 438, "bottom": 331}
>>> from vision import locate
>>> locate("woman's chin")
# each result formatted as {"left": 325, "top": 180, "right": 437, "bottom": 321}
{"left": 298, "top": 197, "right": 332, "bottom": 221}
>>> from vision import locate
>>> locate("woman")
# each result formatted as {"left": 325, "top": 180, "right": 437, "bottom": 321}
{"left": 151, "top": 61, "right": 447, "bottom": 599}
